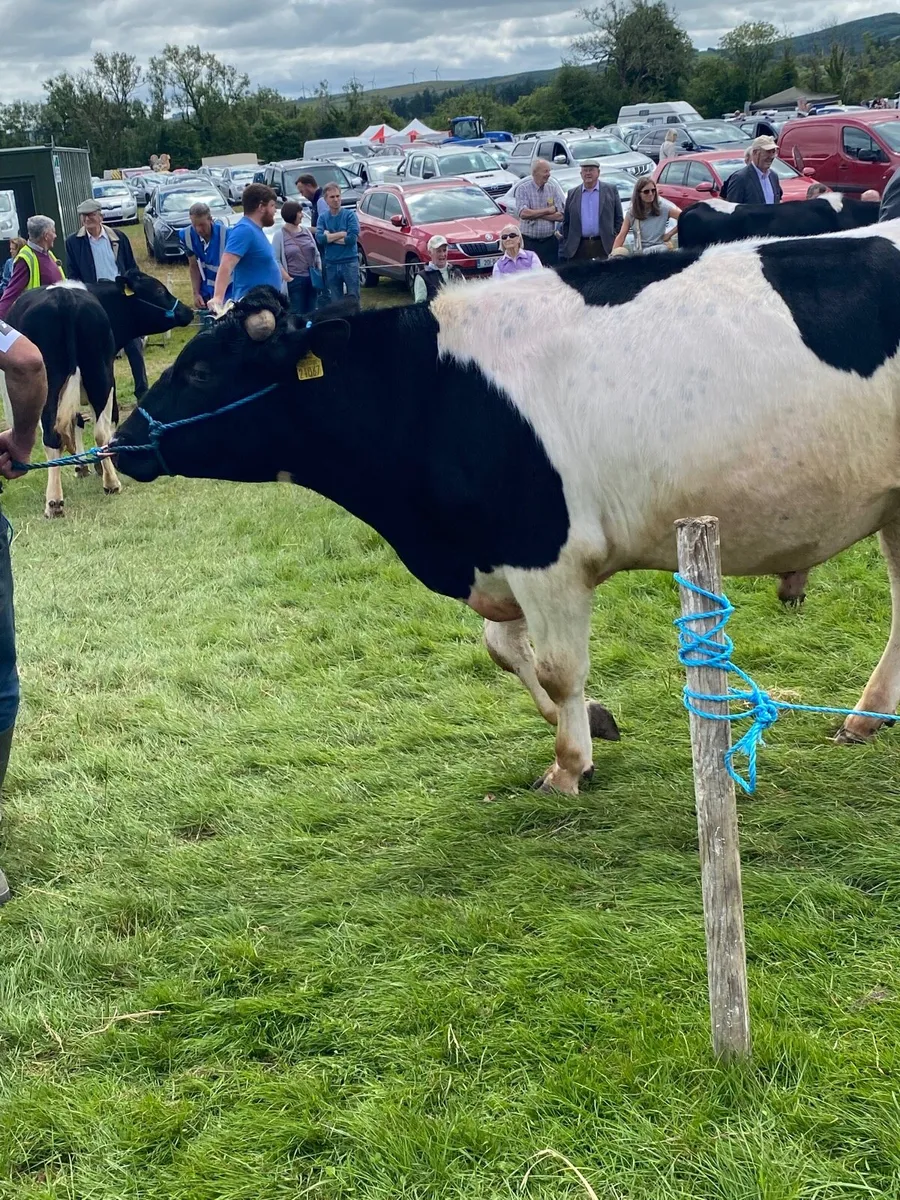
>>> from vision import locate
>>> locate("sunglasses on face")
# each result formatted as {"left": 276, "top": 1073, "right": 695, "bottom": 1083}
{"left": 500, "top": 232, "right": 519, "bottom": 241}
{"left": 641, "top": 187, "right": 656, "bottom": 194}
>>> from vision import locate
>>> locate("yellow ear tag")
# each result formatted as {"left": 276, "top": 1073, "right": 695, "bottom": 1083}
{"left": 123, "top": 285, "right": 135, "bottom": 296}
{"left": 296, "top": 353, "right": 324, "bottom": 382}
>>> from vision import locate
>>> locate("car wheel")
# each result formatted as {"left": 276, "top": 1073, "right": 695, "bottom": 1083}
{"left": 358, "top": 246, "right": 378, "bottom": 288}
{"left": 405, "top": 255, "right": 422, "bottom": 295}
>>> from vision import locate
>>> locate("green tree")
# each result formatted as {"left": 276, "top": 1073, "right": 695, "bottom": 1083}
{"left": 147, "top": 45, "right": 251, "bottom": 154}
{"left": 686, "top": 55, "right": 744, "bottom": 116}
{"left": 826, "top": 42, "right": 848, "bottom": 95}
{"left": 719, "top": 21, "right": 779, "bottom": 102}
{"left": 571, "top": 0, "right": 694, "bottom": 102}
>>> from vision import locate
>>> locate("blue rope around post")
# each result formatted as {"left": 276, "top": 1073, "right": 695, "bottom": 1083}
{"left": 673, "top": 574, "right": 899, "bottom": 794}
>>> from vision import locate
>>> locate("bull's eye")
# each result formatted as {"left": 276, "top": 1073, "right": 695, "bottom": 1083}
{"left": 188, "top": 364, "right": 214, "bottom": 387}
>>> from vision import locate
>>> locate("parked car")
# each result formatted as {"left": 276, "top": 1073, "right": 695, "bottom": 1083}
{"left": 260, "top": 160, "right": 365, "bottom": 209}
{"left": 219, "top": 165, "right": 258, "bottom": 203}
{"left": 143, "top": 184, "right": 238, "bottom": 260}
{"left": 734, "top": 116, "right": 789, "bottom": 139}
{"left": 618, "top": 100, "right": 702, "bottom": 125}
{"left": 654, "top": 150, "right": 819, "bottom": 208}
{"left": 779, "top": 111, "right": 900, "bottom": 195}
{"left": 91, "top": 180, "right": 138, "bottom": 225}
{"left": 0, "top": 190, "right": 19, "bottom": 239}
{"left": 393, "top": 146, "right": 519, "bottom": 200}
{"left": 506, "top": 133, "right": 654, "bottom": 179}
{"left": 356, "top": 180, "right": 512, "bottom": 292}
{"left": 130, "top": 173, "right": 170, "bottom": 206}
{"left": 483, "top": 142, "right": 512, "bottom": 168}
{"left": 627, "top": 121, "right": 751, "bottom": 162}
{"left": 349, "top": 157, "right": 405, "bottom": 188}
{"left": 599, "top": 122, "right": 651, "bottom": 140}
{"left": 315, "top": 153, "right": 367, "bottom": 184}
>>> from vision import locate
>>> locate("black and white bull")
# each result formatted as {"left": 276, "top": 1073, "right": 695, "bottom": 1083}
{"left": 678, "top": 193, "right": 879, "bottom": 251}
{"left": 8, "top": 270, "right": 192, "bottom": 517}
{"left": 116, "top": 225, "right": 900, "bottom": 794}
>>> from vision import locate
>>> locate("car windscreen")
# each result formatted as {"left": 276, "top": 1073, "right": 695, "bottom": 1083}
{"left": 601, "top": 172, "right": 636, "bottom": 199}
{"left": 406, "top": 186, "right": 500, "bottom": 223}
{"left": 691, "top": 124, "right": 750, "bottom": 145}
{"left": 232, "top": 169, "right": 256, "bottom": 179}
{"left": 94, "top": 184, "right": 132, "bottom": 197}
{"left": 873, "top": 121, "right": 900, "bottom": 152}
{"left": 368, "top": 161, "right": 403, "bottom": 181}
{"left": 437, "top": 152, "right": 501, "bottom": 175}
{"left": 570, "top": 138, "right": 630, "bottom": 159}
{"left": 160, "top": 190, "right": 229, "bottom": 214}
{"left": 284, "top": 165, "right": 348, "bottom": 195}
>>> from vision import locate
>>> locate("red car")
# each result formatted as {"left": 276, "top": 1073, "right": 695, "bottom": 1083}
{"left": 356, "top": 180, "right": 514, "bottom": 292}
{"left": 654, "top": 150, "right": 820, "bottom": 208}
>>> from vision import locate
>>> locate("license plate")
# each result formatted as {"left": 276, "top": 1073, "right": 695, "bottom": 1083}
{"left": 477, "top": 256, "right": 497, "bottom": 269}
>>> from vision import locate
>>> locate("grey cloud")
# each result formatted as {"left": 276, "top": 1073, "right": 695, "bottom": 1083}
{"left": 0, "top": 0, "right": 893, "bottom": 104}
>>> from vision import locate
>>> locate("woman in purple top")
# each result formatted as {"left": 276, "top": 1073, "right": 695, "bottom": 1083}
{"left": 492, "top": 224, "right": 542, "bottom": 278}
{"left": 271, "top": 200, "right": 322, "bottom": 315}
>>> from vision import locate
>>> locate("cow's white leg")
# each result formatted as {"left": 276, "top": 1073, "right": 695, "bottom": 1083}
{"left": 94, "top": 389, "right": 121, "bottom": 495}
{"left": 43, "top": 446, "right": 64, "bottom": 519}
{"left": 484, "top": 617, "right": 621, "bottom": 744}
{"left": 73, "top": 420, "right": 91, "bottom": 478}
{"left": 839, "top": 517, "right": 900, "bottom": 742}
{"left": 505, "top": 571, "right": 597, "bottom": 795}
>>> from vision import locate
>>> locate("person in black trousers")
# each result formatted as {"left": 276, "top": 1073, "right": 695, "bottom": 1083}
{"left": 64, "top": 199, "right": 148, "bottom": 399}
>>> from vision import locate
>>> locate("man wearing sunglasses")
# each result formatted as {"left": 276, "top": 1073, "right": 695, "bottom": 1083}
{"left": 559, "top": 159, "right": 623, "bottom": 263}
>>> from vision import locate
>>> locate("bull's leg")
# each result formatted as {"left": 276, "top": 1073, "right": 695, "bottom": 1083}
{"left": 73, "top": 417, "right": 91, "bottom": 478}
{"left": 92, "top": 389, "right": 121, "bottom": 495}
{"left": 838, "top": 517, "right": 900, "bottom": 742}
{"left": 484, "top": 617, "right": 620, "bottom": 741}
{"left": 778, "top": 570, "right": 809, "bottom": 606}
{"left": 41, "top": 387, "right": 65, "bottom": 519}
{"left": 505, "top": 571, "right": 598, "bottom": 795}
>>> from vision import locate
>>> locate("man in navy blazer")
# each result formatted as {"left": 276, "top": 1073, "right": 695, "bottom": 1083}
{"left": 65, "top": 199, "right": 148, "bottom": 398}
{"left": 721, "top": 136, "right": 783, "bottom": 205}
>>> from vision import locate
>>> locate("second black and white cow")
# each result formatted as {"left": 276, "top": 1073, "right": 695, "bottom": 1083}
{"left": 678, "top": 194, "right": 880, "bottom": 250}
{"left": 8, "top": 269, "right": 192, "bottom": 516}
{"left": 115, "top": 226, "right": 900, "bottom": 794}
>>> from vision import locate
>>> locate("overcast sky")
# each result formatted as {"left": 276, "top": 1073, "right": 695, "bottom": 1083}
{"left": 0, "top": 0, "right": 892, "bottom": 104}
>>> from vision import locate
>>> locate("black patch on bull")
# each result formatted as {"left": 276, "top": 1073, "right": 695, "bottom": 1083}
{"left": 556, "top": 252, "right": 698, "bottom": 307}
{"left": 758, "top": 235, "right": 900, "bottom": 377}
{"left": 678, "top": 197, "right": 879, "bottom": 251}
{"left": 116, "top": 292, "right": 571, "bottom": 603}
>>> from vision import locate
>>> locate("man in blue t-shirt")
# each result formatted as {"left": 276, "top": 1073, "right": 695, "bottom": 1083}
{"left": 211, "top": 184, "right": 286, "bottom": 309}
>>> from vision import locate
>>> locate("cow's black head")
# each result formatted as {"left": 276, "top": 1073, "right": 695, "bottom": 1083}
{"left": 115, "top": 286, "right": 350, "bottom": 483}
{"left": 95, "top": 268, "right": 193, "bottom": 338}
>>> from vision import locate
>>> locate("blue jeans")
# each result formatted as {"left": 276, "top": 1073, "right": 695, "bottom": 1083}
{"left": 287, "top": 275, "right": 315, "bottom": 316}
{"left": 325, "top": 259, "right": 360, "bottom": 308}
{"left": 0, "top": 515, "right": 18, "bottom": 733}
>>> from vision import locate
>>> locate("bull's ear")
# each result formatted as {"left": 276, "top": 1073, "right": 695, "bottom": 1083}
{"left": 307, "top": 319, "right": 350, "bottom": 359}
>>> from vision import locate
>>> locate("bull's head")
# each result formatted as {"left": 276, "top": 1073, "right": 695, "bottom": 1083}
{"left": 116, "top": 268, "right": 193, "bottom": 335}
{"left": 114, "top": 286, "right": 350, "bottom": 483}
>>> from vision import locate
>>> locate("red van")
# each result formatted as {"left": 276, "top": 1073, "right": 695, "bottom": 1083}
{"left": 779, "top": 111, "right": 900, "bottom": 195}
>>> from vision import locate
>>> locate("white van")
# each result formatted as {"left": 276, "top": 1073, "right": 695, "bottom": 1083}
{"left": 616, "top": 101, "right": 702, "bottom": 126}
{"left": 303, "top": 137, "right": 375, "bottom": 160}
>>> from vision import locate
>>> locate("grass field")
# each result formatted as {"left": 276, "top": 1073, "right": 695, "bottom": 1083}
{"left": 1, "top": 225, "right": 900, "bottom": 1198}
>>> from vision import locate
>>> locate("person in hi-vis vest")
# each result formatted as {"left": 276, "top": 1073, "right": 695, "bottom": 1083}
{"left": 180, "top": 202, "right": 232, "bottom": 309}
{"left": 0, "top": 216, "right": 64, "bottom": 322}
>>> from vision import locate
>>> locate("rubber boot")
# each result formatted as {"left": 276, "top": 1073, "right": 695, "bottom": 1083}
{"left": 0, "top": 725, "right": 14, "bottom": 904}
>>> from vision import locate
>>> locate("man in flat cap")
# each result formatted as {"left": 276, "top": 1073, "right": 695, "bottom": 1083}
{"left": 65, "top": 198, "right": 148, "bottom": 398}
{"left": 721, "top": 136, "right": 783, "bottom": 205}
{"left": 559, "top": 159, "right": 624, "bottom": 263}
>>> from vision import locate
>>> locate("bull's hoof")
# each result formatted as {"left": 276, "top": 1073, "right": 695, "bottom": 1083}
{"left": 74, "top": 464, "right": 91, "bottom": 479}
{"left": 779, "top": 593, "right": 806, "bottom": 609}
{"left": 103, "top": 485, "right": 121, "bottom": 495}
{"left": 530, "top": 762, "right": 589, "bottom": 795}
{"left": 588, "top": 701, "right": 620, "bottom": 741}
{"left": 777, "top": 571, "right": 809, "bottom": 607}
{"left": 834, "top": 723, "right": 880, "bottom": 744}
{"left": 44, "top": 500, "right": 65, "bottom": 519}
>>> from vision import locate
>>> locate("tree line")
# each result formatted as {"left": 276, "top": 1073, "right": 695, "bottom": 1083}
{"left": 2, "top": 5, "right": 900, "bottom": 172}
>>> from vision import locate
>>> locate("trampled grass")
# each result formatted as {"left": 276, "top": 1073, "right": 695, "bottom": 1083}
{"left": 3, "top": 223, "right": 900, "bottom": 1196}
{"left": 1, "top": 457, "right": 900, "bottom": 1199}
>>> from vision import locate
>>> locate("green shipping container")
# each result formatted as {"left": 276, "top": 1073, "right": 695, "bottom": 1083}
{"left": 0, "top": 145, "right": 92, "bottom": 273}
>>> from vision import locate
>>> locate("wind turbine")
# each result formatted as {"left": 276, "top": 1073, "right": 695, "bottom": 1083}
{"left": 409, "top": 69, "right": 417, "bottom": 85}
{"left": 368, "top": 76, "right": 377, "bottom": 90}
{"left": 432, "top": 67, "right": 441, "bottom": 81}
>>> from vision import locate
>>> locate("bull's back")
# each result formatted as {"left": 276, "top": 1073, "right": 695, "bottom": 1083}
{"left": 8, "top": 286, "right": 113, "bottom": 379}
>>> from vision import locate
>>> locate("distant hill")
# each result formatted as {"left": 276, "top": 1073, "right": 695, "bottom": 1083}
{"left": 788, "top": 12, "right": 900, "bottom": 55}
{"left": 291, "top": 67, "right": 560, "bottom": 106}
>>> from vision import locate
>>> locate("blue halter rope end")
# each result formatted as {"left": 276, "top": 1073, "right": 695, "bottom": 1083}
{"left": 674, "top": 573, "right": 899, "bottom": 793}
{"left": 11, "top": 444, "right": 115, "bottom": 473}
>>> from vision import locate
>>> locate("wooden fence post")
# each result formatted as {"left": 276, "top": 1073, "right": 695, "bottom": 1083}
{"left": 675, "top": 516, "right": 751, "bottom": 1061}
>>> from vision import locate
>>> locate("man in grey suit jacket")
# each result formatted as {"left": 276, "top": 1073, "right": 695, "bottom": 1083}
{"left": 721, "top": 136, "right": 783, "bottom": 205}
{"left": 559, "top": 160, "right": 624, "bottom": 262}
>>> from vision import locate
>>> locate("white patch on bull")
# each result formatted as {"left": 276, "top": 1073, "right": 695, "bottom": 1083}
{"left": 276, "top": 471, "right": 293, "bottom": 483}
{"left": 54, "top": 370, "right": 82, "bottom": 443}
{"left": 703, "top": 198, "right": 738, "bottom": 214}
{"left": 819, "top": 191, "right": 845, "bottom": 212}
{"left": 47, "top": 280, "right": 87, "bottom": 291}
{"left": 94, "top": 388, "right": 121, "bottom": 494}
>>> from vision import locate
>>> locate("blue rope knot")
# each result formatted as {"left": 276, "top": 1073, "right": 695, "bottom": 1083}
{"left": 674, "top": 573, "right": 900, "bottom": 793}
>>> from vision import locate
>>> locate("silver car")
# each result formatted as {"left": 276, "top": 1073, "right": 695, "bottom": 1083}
{"left": 394, "top": 146, "right": 519, "bottom": 200}
{"left": 91, "top": 181, "right": 138, "bottom": 225}
{"left": 506, "top": 133, "right": 654, "bottom": 180}
{"left": 0, "top": 191, "right": 18, "bottom": 239}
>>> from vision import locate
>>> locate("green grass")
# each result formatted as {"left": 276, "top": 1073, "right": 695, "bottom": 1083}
{"left": 3, "top": 232, "right": 900, "bottom": 1197}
